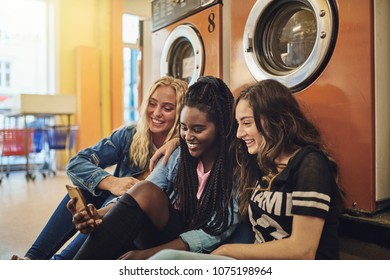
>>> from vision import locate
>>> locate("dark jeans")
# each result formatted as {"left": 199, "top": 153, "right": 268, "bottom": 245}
{"left": 25, "top": 189, "right": 113, "bottom": 260}
{"left": 51, "top": 232, "right": 88, "bottom": 260}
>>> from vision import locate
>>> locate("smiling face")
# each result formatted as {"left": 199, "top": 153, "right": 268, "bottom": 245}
{"left": 235, "top": 98, "right": 264, "bottom": 155}
{"left": 147, "top": 85, "right": 177, "bottom": 140}
{"left": 180, "top": 106, "right": 218, "bottom": 165}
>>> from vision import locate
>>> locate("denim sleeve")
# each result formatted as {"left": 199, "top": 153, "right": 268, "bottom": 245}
{"left": 180, "top": 196, "right": 239, "bottom": 253}
{"left": 66, "top": 127, "right": 130, "bottom": 195}
{"left": 146, "top": 147, "right": 180, "bottom": 194}
{"left": 104, "top": 147, "right": 180, "bottom": 206}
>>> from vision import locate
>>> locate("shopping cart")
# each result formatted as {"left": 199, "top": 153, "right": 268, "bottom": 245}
{"left": 31, "top": 127, "right": 47, "bottom": 178}
{"left": 32, "top": 128, "right": 45, "bottom": 153}
{"left": 46, "top": 125, "right": 77, "bottom": 150}
{"left": 43, "top": 125, "right": 77, "bottom": 176}
{"left": 0, "top": 128, "right": 35, "bottom": 180}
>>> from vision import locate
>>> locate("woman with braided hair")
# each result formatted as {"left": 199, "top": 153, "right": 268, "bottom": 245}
{"left": 69, "top": 76, "right": 239, "bottom": 259}
{"left": 150, "top": 79, "right": 343, "bottom": 260}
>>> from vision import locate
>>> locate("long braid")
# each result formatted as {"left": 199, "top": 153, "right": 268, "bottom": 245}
{"left": 174, "top": 76, "right": 235, "bottom": 235}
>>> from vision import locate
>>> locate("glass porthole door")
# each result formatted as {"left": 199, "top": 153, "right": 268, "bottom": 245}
{"left": 243, "top": 0, "right": 338, "bottom": 92}
{"left": 160, "top": 24, "right": 205, "bottom": 85}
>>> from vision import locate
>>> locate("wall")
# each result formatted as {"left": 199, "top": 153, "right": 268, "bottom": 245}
{"left": 110, "top": 0, "right": 124, "bottom": 131}
{"left": 375, "top": 0, "right": 390, "bottom": 203}
{"left": 55, "top": 0, "right": 152, "bottom": 148}
{"left": 55, "top": 0, "right": 111, "bottom": 150}
{"left": 124, "top": 0, "right": 151, "bottom": 19}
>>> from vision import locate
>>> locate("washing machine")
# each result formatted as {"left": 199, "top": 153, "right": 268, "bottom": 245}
{"left": 230, "top": 0, "right": 390, "bottom": 213}
{"left": 151, "top": 0, "right": 223, "bottom": 85}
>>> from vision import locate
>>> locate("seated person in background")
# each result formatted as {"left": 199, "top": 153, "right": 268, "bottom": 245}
{"left": 150, "top": 79, "right": 344, "bottom": 260}
{"left": 69, "top": 76, "right": 239, "bottom": 260}
{"left": 11, "top": 76, "right": 187, "bottom": 260}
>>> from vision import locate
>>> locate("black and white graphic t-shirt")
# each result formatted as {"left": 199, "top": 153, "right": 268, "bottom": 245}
{"left": 248, "top": 146, "right": 340, "bottom": 259}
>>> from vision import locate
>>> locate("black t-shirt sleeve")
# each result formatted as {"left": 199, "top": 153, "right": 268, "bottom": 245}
{"left": 291, "top": 151, "right": 334, "bottom": 219}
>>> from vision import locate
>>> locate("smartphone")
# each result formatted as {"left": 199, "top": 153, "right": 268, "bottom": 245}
{"left": 65, "top": 184, "right": 93, "bottom": 218}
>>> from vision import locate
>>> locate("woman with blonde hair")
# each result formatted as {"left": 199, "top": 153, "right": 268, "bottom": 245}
{"left": 12, "top": 76, "right": 188, "bottom": 260}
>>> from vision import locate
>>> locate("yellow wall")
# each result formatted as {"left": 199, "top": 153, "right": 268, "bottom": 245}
{"left": 76, "top": 46, "right": 101, "bottom": 150}
{"left": 57, "top": 0, "right": 113, "bottom": 141}
{"left": 110, "top": 0, "right": 125, "bottom": 131}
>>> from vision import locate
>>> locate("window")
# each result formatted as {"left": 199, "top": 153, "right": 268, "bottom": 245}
{"left": 122, "top": 14, "right": 140, "bottom": 125}
{"left": 0, "top": 0, "right": 53, "bottom": 95}
{"left": 123, "top": 47, "right": 140, "bottom": 124}
{"left": 0, "top": 0, "right": 54, "bottom": 168}
{"left": 0, "top": 0, "right": 54, "bottom": 124}
{"left": 0, "top": 61, "right": 12, "bottom": 89}
{"left": 122, "top": 14, "right": 139, "bottom": 45}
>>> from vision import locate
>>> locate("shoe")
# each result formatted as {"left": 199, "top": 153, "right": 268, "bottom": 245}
{"left": 11, "top": 255, "right": 30, "bottom": 260}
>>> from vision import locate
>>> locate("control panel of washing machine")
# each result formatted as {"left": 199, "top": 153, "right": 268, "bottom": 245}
{"left": 152, "top": 0, "right": 222, "bottom": 32}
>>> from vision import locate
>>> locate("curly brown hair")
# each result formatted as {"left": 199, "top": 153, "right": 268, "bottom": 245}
{"left": 233, "top": 79, "right": 340, "bottom": 218}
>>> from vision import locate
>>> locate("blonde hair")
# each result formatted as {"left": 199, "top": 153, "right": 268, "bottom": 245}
{"left": 129, "top": 76, "right": 188, "bottom": 168}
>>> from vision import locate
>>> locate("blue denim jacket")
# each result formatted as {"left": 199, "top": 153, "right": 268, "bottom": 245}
{"left": 66, "top": 125, "right": 146, "bottom": 195}
{"left": 147, "top": 147, "right": 239, "bottom": 253}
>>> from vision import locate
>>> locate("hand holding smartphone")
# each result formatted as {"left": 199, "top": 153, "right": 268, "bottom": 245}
{"left": 65, "top": 184, "right": 93, "bottom": 218}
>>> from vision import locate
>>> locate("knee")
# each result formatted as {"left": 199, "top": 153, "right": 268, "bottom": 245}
{"left": 127, "top": 181, "right": 169, "bottom": 229}
{"left": 128, "top": 181, "right": 168, "bottom": 208}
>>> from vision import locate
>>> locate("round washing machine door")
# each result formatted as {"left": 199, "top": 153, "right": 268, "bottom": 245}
{"left": 243, "top": 0, "right": 338, "bottom": 92}
{"left": 160, "top": 24, "right": 204, "bottom": 85}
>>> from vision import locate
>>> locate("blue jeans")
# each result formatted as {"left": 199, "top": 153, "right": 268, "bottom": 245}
{"left": 51, "top": 232, "right": 88, "bottom": 260}
{"left": 25, "top": 189, "right": 114, "bottom": 260}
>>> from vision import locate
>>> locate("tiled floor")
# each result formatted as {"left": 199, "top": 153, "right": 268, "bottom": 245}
{"left": 0, "top": 170, "right": 72, "bottom": 260}
{"left": 1, "top": 169, "right": 389, "bottom": 260}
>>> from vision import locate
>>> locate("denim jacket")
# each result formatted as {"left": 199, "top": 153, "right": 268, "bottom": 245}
{"left": 147, "top": 147, "right": 239, "bottom": 253}
{"left": 66, "top": 125, "right": 146, "bottom": 195}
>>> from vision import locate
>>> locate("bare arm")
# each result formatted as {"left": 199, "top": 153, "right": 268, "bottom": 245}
{"left": 211, "top": 215, "right": 325, "bottom": 260}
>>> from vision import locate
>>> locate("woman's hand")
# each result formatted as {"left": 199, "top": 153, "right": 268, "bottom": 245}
{"left": 98, "top": 175, "right": 140, "bottom": 196}
{"left": 149, "top": 137, "right": 180, "bottom": 171}
{"left": 67, "top": 199, "right": 102, "bottom": 234}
